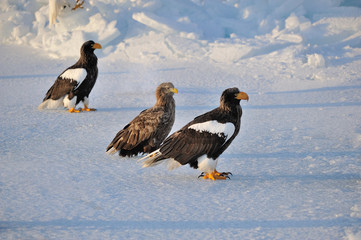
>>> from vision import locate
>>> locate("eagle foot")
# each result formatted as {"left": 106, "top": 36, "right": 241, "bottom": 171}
{"left": 198, "top": 170, "right": 232, "bottom": 180}
{"left": 82, "top": 104, "right": 96, "bottom": 112}
{"left": 82, "top": 107, "right": 96, "bottom": 112}
{"left": 72, "top": 0, "right": 84, "bottom": 10}
{"left": 69, "top": 107, "right": 82, "bottom": 113}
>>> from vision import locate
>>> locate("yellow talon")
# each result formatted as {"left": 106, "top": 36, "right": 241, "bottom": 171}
{"left": 69, "top": 107, "right": 81, "bottom": 113}
{"left": 81, "top": 104, "right": 96, "bottom": 112}
{"left": 201, "top": 169, "right": 231, "bottom": 180}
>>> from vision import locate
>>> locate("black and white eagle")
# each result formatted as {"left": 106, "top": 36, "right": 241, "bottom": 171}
{"left": 106, "top": 82, "right": 178, "bottom": 157}
{"left": 141, "top": 87, "right": 249, "bottom": 180}
{"left": 38, "top": 40, "right": 102, "bottom": 113}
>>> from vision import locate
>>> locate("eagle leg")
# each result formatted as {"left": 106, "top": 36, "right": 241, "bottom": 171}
{"left": 198, "top": 169, "right": 231, "bottom": 180}
{"left": 81, "top": 104, "right": 96, "bottom": 112}
{"left": 69, "top": 107, "right": 82, "bottom": 113}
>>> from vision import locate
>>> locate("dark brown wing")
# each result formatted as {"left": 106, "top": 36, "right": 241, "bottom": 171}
{"left": 107, "top": 106, "right": 173, "bottom": 155}
{"left": 43, "top": 77, "right": 77, "bottom": 101}
{"left": 160, "top": 127, "right": 227, "bottom": 167}
{"left": 151, "top": 107, "right": 239, "bottom": 168}
{"left": 43, "top": 67, "right": 88, "bottom": 101}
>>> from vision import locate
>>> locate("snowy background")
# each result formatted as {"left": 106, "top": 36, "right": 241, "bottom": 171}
{"left": 1, "top": 0, "right": 361, "bottom": 239}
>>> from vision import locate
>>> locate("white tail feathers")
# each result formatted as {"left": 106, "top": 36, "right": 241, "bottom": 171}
{"left": 166, "top": 159, "right": 182, "bottom": 170}
{"left": 139, "top": 149, "right": 162, "bottom": 168}
{"left": 106, "top": 147, "right": 117, "bottom": 155}
{"left": 139, "top": 149, "right": 182, "bottom": 170}
{"left": 38, "top": 98, "right": 64, "bottom": 110}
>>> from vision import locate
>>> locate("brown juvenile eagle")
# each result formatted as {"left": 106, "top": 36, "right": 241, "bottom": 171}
{"left": 38, "top": 40, "right": 101, "bottom": 113}
{"left": 141, "top": 87, "right": 249, "bottom": 180}
{"left": 106, "top": 82, "right": 178, "bottom": 157}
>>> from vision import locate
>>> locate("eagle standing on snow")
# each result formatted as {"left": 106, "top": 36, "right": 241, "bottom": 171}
{"left": 38, "top": 40, "right": 102, "bottom": 113}
{"left": 106, "top": 82, "right": 178, "bottom": 157}
{"left": 142, "top": 87, "right": 249, "bottom": 180}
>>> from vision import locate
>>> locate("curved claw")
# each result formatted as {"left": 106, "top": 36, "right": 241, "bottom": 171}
{"left": 220, "top": 172, "right": 232, "bottom": 179}
{"left": 200, "top": 170, "right": 232, "bottom": 180}
{"left": 220, "top": 172, "right": 233, "bottom": 176}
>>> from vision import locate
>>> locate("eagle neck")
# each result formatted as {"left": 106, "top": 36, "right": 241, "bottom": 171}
{"left": 78, "top": 52, "right": 98, "bottom": 69}
{"left": 156, "top": 95, "right": 175, "bottom": 109}
{"left": 219, "top": 104, "right": 242, "bottom": 124}
{"left": 220, "top": 101, "right": 239, "bottom": 112}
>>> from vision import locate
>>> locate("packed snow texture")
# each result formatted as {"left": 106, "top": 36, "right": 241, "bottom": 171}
{"left": 1, "top": 0, "right": 361, "bottom": 63}
{"left": 1, "top": 0, "right": 361, "bottom": 239}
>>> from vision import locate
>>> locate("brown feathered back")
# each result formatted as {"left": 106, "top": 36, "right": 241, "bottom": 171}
{"left": 106, "top": 82, "right": 178, "bottom": 157}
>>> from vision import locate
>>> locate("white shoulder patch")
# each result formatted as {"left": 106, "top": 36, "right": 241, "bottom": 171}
{"left": 188, "top": 120, "right": 235, "bottom": 141}
{"left": 60, "top": 68, "right": 87, "bottom": 83}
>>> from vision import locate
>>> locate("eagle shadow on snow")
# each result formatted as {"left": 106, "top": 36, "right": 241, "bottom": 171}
{"left": 1, "top": 217, "right": 359, "bottom": 231}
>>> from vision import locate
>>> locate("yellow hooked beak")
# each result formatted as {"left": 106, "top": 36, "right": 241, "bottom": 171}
{"left": 170, "top": 88, "right": 178, "bottom": 94}
{"left": 92, "top": 43, "right": 102, "bottom": 49}
{"left": 235, "top": 92, "right": 249, "bottom": 101}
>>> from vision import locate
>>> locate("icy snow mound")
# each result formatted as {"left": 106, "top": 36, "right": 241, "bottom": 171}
{"left": 1, "top": 0, "right": 361, "bottom": 62}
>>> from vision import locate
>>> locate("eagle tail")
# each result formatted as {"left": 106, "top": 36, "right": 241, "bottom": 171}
{"left": 106, "top": 146, "right": 118, "bottom": 155}
{"left": 106, "top": 130, "right": 129, "bottom": 155}
{"left": 139, "top": 149, "right": 163, "bottom": 167}
{"left": 140, "top": 149, "right": 182, "bottom": 170}
{"left": 38, "top": 97, "right": 65, "bottom": 110}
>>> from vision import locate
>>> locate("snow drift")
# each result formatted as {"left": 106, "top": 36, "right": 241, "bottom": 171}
{"left": 1, "top": 0, "right": 361, "bottom": 63}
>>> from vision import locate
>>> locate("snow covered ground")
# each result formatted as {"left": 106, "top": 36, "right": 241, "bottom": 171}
{"left": 1, "top": 0, "right": 361, "bottom": 239}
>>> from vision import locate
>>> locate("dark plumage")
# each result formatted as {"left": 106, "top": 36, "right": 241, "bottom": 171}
{"left": 106, "top": 82, "right": 178, "bottom": 157}
{"left": 142, "top": 87, "right": 249, "bottom": 180}
{"left": 38, "top": 40, "right": 102, "bottom": 113}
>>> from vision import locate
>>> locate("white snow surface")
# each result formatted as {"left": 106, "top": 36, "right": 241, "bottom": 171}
{"left": 1, "top": 0, "right": 361, "bottom": 239}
